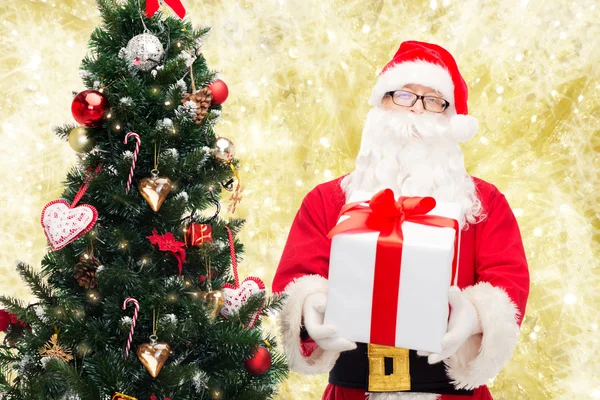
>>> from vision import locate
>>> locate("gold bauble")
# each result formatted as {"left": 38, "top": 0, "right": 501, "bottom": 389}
{"left": 68, "top": 127, "right": 96, "bottom": 153}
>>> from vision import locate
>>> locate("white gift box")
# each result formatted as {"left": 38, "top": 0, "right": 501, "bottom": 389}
{"left": 324, "top": 190, "right": 462, "bottom": 353}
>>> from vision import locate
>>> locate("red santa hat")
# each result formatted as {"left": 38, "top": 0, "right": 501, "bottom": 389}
{"left": 369, "top": 40, "right": 478, "bottom": 143}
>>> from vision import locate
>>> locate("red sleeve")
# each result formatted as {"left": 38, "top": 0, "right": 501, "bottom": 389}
{"left": 272, "top": 186, "right": 337, "bottom": 293}
{"left": 475, "top": 188, "right": 530, "bottom": 325}
{"left": 446, "top": 186, "right": 530, "bottom": 389}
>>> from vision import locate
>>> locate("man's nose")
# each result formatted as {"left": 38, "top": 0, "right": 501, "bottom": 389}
{"left": 409, "top": 100, "right": 425, "bottom": 114}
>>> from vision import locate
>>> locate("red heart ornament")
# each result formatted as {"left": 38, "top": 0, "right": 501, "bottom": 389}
{"left": 220, "top": 277, "right": 266, "bottom": 329}
{"left": 41, "top": 199, "right": 98, "bottom": 251}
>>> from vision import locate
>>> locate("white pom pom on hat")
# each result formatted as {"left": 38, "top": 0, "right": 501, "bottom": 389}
{"left": 450, "top": 114, "right": 478, "bottom": 143}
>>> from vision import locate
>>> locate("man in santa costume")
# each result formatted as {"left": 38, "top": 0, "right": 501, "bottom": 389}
{"left": 272, "top": 40, "right": 530, "bottom": 400}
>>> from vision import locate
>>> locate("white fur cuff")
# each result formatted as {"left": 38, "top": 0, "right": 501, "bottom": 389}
{"left": 279, "top": 274, "right": 341, "bottom": 374}
{"left": 445, "top": 282, "right": 520, "bottom": 390}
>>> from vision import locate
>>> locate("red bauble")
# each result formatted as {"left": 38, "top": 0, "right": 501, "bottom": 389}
{"left": 244, "top": 346, "right": 271, "bottom": 375}
{"left": 71, "top": 90, "right": 109, "bottom": 127}
{"left": 208, "top": 80, "right": 229, "bottom": 105}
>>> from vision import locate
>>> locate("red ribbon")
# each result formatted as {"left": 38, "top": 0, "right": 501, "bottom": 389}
{"left": 327, "top": 189, "right": 459, "bottom": 347}
{"left": 147, "top": 229, "right": 187, "bottom": 276}
{"left": 146, "top": 0, "right": 186, "bottom": 19}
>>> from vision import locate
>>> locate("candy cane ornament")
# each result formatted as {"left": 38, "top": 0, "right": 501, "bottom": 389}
{"left": 123, "top": 132, "right": 141, "bottom": 194}
{"left": 122, "top": 297, "right": 140, "bottom": 358}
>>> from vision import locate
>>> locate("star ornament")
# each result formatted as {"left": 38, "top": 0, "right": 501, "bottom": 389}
{"left": 38, "top": 333, "right": 74, "bottom": 363}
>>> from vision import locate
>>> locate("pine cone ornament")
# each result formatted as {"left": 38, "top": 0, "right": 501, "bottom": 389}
{"left": 181, "top": 88, "right": 212, "bottom": 124}
{"left": 74, "top": 255, "right": 100, "bottom": 289}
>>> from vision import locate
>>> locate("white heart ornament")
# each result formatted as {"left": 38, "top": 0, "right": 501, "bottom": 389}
{"left": 220, "top": 277, "right": 266, "bottom": 328}
{"left": 41, "top": 199, "right": 98, "bottom": 251}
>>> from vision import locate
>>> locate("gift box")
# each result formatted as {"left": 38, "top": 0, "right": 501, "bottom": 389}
{"left": 323, "top": 189, "right": 462, "bottom": 353}
{"left": 185, "top": 223, "right": 213, "bottom": 247}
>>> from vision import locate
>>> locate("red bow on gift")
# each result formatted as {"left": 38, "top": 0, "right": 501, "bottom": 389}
{"left": 327, "top": 189, "right": 460, "bottom": 347}
{"left": 147, "top": 229, "right": 186, "bottom": 276}
{"left": 146, "top": 0, "right": 186, "bottom": 19}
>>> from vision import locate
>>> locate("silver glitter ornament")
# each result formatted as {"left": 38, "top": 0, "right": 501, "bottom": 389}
{"left": 125, "top": 33, "right": 165, "bottom": 72}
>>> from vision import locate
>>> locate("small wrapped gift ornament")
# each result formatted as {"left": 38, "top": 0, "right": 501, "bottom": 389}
{"left": 185, "top": 223, "right": 213, "bottom": 247}
{"left": 324, "top": 189, "right": 462, "bottom": 353}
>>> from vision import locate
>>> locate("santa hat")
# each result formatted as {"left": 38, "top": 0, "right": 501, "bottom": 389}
{"left": 369, "top": 40, "right": 478, "bottom": 143}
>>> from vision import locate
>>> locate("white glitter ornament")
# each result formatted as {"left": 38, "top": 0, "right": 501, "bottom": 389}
{"left": 125, "top": 33, "right": 165, "bottom": 72}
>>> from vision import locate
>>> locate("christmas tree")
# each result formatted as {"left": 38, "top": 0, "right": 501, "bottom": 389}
{"left": 0, "top": 1, "right": 287, "bottom": 399}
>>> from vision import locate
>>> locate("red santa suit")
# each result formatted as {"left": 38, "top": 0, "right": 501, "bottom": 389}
{"left": 272, "top": 41, "right": 530, "bottom": 400}
{"left": 273, "top": 176, "right": 529, "bottom": 400}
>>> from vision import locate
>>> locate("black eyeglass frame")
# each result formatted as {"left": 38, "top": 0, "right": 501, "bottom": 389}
{"left": 384, "top": 90, "right": 450, "bottom": 113}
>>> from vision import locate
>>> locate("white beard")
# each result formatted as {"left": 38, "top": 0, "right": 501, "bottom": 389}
{"left": 341, "top": 107, "right": 483, "bottom": 227}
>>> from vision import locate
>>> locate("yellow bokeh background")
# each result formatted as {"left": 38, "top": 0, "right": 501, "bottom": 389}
{"left": 0, "top": 0, "right": 599, "bottom": 399}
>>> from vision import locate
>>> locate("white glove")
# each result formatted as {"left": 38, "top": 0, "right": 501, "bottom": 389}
{"left": 418, "top": 286, "right": 482, "bottom": 364}
{"left": 303, "top": 292, "right": 357, "bottom": 352}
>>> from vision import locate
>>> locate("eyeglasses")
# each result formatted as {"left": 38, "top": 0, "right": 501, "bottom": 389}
{"left": 385, "top": 90, "right": 450, "bottom": 113}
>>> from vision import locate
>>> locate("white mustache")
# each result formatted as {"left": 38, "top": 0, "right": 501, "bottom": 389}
{"left": 371, "top": 108, "right": 452, "bottom": 142}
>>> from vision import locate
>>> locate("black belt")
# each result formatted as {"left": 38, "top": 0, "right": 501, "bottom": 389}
{"left": 328, "top": 343, "right": 474, "bottom": 395}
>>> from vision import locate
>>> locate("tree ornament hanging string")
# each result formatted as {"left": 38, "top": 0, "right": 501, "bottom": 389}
{"left": 135, "top": 0, "right": 150, "bottom": 33}
{"left": 153, "top": 142, "right": 161, "bottom": 177}
{"left": 190, "top": 61, "right": 196, "bottom": 92}
{"left": 73, "top": 165, "right": 103, "bottom": 207}
{"left": 88, "top": 237, "right": 95, "bottom": 257}
{"left": 97, "top": 77, "right": 120, "bottom": 93}
{"left": 205, "top": 256, "right": 213, "bottom": 291}
{"left": 152, "top": 309, "right": 158, "bottom": 339}
{"left": 208, "top": 190, "right": 221, "bottom": 223}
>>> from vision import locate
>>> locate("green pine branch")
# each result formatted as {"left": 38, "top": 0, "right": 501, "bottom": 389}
{"left": 45, "top": 358, "right": 101, "bottom": 400}
{"left": 259, "top": 292, "right": 286, "bottom": 316}
{"left": 15, "top": 262, "right": 53, "bottom": 302}
{"left": 0, "top": 346, "right": 21, "bottom": 369}
{"left": 53, "top": 124, "right": 78, "bottom": 141}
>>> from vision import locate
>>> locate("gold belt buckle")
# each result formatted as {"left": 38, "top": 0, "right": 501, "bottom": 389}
{"left": 368, "top": 344, "right": 411, "bottom": 392}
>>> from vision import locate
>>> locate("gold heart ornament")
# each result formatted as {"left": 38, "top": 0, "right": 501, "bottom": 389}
{"left": 138, "top": 174, "right": 173, "bottom": 212}
{"left": 137, "top": 339, "right": 171, "bottom": 378}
